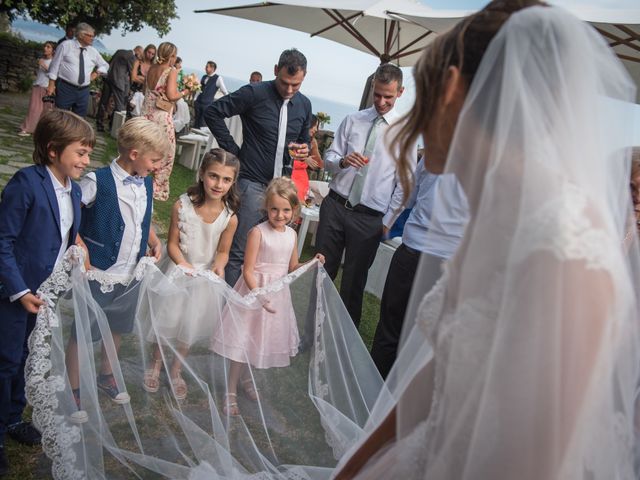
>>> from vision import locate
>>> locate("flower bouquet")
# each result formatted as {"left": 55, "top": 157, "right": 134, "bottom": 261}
{"left": 183, "top": 73, "right": 201, "bottom": 100}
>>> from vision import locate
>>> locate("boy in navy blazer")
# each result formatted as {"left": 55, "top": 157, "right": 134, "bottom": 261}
{"left": 0, "top": 110, "right": 94, "bottom": 475}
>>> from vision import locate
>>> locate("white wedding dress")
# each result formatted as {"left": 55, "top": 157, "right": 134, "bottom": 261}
{"left": 336, "top": 5, "right": 640, "bottom": 480}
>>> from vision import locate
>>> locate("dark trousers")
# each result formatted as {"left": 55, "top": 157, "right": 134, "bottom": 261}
{"left": 55, "top": 79, "right": 90, "bottom": 117}
{"left": 371, "top": 249, "right": 444, "bottom": 378}
{"left": 225, "top": 178, "right": 267, "bottom": 286}
{"left": 0, "top": 300, "right": 36, "bottom": 444}
{"left": 315, "top": 194, "right": 383, "bottom": 327}
{"left": 193, "top": 102, "right": 206, "bottom": 129}
{"left": 96, "top": 79, "right": 128, "bottom": 130}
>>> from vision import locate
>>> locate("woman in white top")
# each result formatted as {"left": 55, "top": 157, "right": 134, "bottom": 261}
{"left": 19, "top": 41, "right": 55, "bottom": 136}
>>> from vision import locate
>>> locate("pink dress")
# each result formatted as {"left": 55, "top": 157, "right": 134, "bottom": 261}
{"left": 142, "top": 67, "right": 176, "bottom": 201}
{"left": 210, "top": 221, "right": 299, "bottom": 368}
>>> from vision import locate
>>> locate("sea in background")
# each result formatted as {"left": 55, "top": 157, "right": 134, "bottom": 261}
{"left": 10, "top": 18, "right": 360, "bottom": 132}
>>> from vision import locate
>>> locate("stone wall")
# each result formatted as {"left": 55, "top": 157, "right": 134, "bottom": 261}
{"left": 0, "top": 34, "right": 41, "bottom": 93}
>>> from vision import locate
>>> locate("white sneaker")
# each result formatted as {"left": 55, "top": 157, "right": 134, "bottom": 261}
{"left": 68, "top": 409, "right": 88, "bottom": 425}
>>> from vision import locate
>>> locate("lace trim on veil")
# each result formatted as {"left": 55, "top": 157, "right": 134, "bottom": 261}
{"left": 25, "top": 246, "right": 152, "bottom": 479}
{"left": 25, "top": 248, "right": 329, "bottom": 478}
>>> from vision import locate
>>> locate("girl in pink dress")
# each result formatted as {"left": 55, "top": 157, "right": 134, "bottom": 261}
{"left": 210, "top": 177, "right": 324, "bottom": 416}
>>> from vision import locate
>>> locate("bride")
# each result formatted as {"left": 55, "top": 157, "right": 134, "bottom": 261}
{"left": 335, "top": 1, "right": 640, "bottom": 479}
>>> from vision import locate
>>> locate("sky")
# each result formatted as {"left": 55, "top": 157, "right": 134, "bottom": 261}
{"left": 100, "top": 0, "right": 638, "bottom": 108}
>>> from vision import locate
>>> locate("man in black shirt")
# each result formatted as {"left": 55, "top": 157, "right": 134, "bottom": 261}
{"left": 205, "top": 49, "right": 312, "bottom": 285}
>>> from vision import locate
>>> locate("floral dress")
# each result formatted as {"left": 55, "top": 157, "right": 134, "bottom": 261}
{"left": 142, "top": 67, "right": 176, "bottom": 201}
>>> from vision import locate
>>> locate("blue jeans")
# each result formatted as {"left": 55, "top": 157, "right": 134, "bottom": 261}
{"left": 55, "top": 79, "right": 90, "bottom": 117}
{"left": 225, "top": 178, "right": 267, "bottom": 286}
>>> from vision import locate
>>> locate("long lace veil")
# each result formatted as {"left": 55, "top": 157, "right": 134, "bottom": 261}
{"left": 343, "top": 5, "right": 640, "bottom": 479}
{"left": 25, "top": 248, "right": 383, "bottom": 478}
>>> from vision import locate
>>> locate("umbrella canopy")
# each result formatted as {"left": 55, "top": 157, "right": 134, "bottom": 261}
{"left": 390, "top": 6, "right": 640, "bottom": 101}
{"left": 195, "top": 0, "right": 447, "bottom": 67}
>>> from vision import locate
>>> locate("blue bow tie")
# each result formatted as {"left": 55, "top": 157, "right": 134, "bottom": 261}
{"left": 123, "top": 175, "right": 144, "bottom": 186}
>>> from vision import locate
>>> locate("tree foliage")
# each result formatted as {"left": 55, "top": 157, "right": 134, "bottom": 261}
{"left": 1, "top": 0, "right": 178, "bottom": 36}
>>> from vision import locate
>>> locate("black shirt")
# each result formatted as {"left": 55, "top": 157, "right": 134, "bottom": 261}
{"left": 204, "top": 80, "right": 312, "bottom": 185}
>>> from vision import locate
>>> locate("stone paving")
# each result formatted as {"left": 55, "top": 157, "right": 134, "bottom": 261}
{"left": 0, "top": 92, "right": 112, "bottom": 190}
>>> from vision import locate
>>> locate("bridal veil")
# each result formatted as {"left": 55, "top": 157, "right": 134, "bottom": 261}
{"left": 342, "top": 4, "right": 640, "bottom": 480}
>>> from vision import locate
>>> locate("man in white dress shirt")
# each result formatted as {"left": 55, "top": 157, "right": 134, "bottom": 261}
{"left": 47, "top": 22, "right": 109, "bottom": 118}
{"left": 316, "top": 63, "right": 409, "bottom": 327}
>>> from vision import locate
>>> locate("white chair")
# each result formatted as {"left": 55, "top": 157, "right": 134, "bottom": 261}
{"left": 176, "top": 133, "right": 208, "bottom": 170}
{"left": 110, "top": 111, "right": 126, "bottom": 138}
{"left": 308, "top": 180, "right": 329, "bottom": 206}
{"left": 297, "top": 206, "right": 320, "bottom": 259}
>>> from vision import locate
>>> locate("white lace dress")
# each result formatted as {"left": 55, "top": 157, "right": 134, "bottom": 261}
{"left": 149, "top": 193, "right": 233, "bottom": 345}
{"left": 355, "top": 182, "right": 636, "bottom": 480}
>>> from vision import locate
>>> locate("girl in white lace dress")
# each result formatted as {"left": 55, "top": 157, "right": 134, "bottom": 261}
{"left": 210, "top": 177, "right": 324, "bottom": 416}
{"left": 336, "top": 1, "right": 640, "bottom": 479}
{"left": 143, "top": 149, "right": 239, "bottom": 400}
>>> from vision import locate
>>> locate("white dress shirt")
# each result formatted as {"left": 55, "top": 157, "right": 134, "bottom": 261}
{"left": 48, "top": 39, "right": 109, "bottom": 87}
{"left": 403, "top": 158, "right": 469, "bottom": 259}
{"left": 324, "top": 107, "right": 415, "bottom": 228}
{"left": 9, "top": 167, "right": 73, "bottom": 302}
{"left": 80, "top": 160, "right": 149, "bottom": 275}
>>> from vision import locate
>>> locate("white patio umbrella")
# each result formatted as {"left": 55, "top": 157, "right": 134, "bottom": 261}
{"left": 195, "top": 0, "right": 460, "bottom": 108}
{"left": 390, "top": 6, "right": 640, "bottom": 102}
{"left": 195, "top": 0, "right": 447, "bottom": 67}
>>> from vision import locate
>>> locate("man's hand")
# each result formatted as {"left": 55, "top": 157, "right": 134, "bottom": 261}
{"left": 288, "top": 143, "right": 309, "bottom": 160}
{"left": 90, "top": 71, "right": 98, "bottom": 82}
{"left": 19, "top": 293, "right": 44, "bottom": 314}
{"left": 46, "top": 83, "right": 56, "bottom": 96}
{"left": 342, "top": 152, "right": 368, "bottom": 169}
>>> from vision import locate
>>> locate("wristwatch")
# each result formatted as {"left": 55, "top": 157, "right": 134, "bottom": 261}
{"left": 339, "top": 158, "right": 347, "bottom": 169}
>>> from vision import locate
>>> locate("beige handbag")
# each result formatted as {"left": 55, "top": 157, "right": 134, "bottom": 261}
{"left": 154, "top": 92, "right": 174, "bottom": 113}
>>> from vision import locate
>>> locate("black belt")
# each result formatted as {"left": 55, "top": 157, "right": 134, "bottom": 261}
{"left": 328, "top": 189, "right": 383, "bottom": 217}
{"left": 399, "top": 243, "right": 421, "bottom": 256}
{"left": 58, "top": 78, "right": 89, "bottom": 90}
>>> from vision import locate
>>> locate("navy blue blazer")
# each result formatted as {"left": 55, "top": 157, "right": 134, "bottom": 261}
{"left": 0, "top": 164, "right": 82, "bottom": 299}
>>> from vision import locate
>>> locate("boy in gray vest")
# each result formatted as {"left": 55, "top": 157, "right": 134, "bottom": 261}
{"left": 66, "top": 117, "right": 168, "bottom": 421}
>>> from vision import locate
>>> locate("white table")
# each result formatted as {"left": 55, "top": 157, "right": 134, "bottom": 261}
{"left": 176, "top": 133, "right": 208, "bottom": 170}
{"left": 297, "top": 206, "right": 320, "bottom": 258}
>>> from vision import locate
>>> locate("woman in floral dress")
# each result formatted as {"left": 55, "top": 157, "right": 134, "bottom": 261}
{"left": 142, "top": 42, "right": 190, "bottom": 201}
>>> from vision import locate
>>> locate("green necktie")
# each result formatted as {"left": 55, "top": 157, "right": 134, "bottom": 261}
{"left": 348, "top": 116, "right": 385, "bottom": 206}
